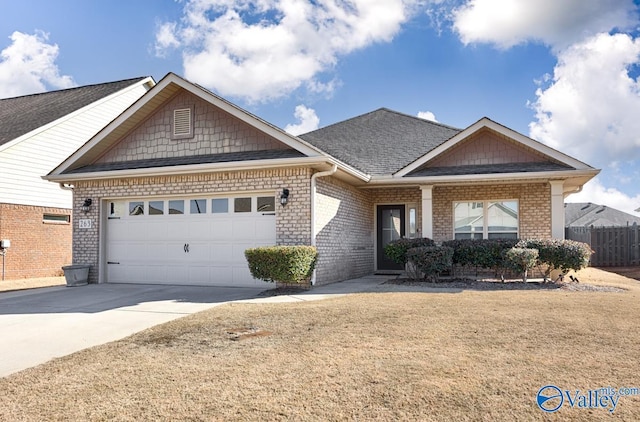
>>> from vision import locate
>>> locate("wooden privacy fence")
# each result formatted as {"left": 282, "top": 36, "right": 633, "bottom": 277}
{"left": 565, "top": 223, "right": 640, "bottom": 267}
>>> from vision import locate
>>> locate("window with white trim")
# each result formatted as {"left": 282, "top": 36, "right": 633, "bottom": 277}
{"left": 453, "top": 200, "right": 518, "bottom": 239}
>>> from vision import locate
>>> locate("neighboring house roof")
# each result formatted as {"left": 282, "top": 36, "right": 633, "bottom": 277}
{"left": 299, "top": 108, "right": 461, "bottom": 176}
{"left": 0, "top": 77, "right": 149, "bottom": 146}
{"left": 565, "top": 202, "right": 640, "bottom": 227}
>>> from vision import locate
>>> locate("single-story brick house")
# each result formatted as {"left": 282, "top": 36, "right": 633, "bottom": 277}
{"left": 45, "top": 73, "right": 599, "bottom": 287}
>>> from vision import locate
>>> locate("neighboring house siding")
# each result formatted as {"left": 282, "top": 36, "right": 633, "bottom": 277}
{"left": 315, "top": 176, "right": 373, "bottom": 284}
{"left": 431, "top": 183, "right": 551, "bottom": 242}
{"left": 0, "top": 83, "right": 151, "bottom": 209}
{"left": 98, "top": 90, "right": 289, "bottom": 164}
{"left": 0, "top": 204, "right": 71, "bottom": 278}
{"left": 72, "top": 168, "right": 311, "bottom": 283}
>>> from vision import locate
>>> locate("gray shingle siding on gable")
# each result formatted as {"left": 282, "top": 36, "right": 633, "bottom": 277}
{"left": 299, "top": 108, "right": 461, "bottom": 175}
{"left": 0, "top": 77, "right": 148, "bottom": 146}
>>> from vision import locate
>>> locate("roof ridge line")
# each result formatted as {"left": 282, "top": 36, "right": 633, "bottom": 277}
{"left": 0, "top": 76, "right": 150, "bottom": 101}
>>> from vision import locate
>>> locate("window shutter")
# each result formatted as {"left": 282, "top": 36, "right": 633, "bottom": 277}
{"left": 173, "top": 108, "right": 191, "bottom": 136}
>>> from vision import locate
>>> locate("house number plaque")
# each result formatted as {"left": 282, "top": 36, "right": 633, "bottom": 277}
{"left": 78, "top": 219, "right": 92, "bottom": 229}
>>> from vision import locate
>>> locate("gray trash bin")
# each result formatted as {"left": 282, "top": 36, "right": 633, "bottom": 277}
{"left": 62, "top": 264, "right": 90, "bottom": 287}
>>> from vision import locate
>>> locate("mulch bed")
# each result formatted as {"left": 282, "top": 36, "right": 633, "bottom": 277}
{"left": 384, "top": 278, "right": 626, "bottom": 292}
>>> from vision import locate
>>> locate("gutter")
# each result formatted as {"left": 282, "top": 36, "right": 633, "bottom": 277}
{"left": 310, "top": 164, "right": 338, "bottom": 285}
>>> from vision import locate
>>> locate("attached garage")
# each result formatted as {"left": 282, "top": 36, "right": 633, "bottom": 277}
{"left": 105, "top": 194, "right": 277, "bottom": 287}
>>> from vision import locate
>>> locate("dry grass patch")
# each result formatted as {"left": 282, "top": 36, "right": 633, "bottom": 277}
{"left": 1, "top": 268, "right": 639, "bottom": 421}
{"left": 0, "top": 276, "right": 65, "bottom": 292}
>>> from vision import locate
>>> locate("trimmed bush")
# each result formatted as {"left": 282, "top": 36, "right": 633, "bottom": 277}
{"left": 505, "top": 247, "right": 539, "bottom": 282}
{"left": 516, "top": 238, "right": 593, "bottom": 281}
{"left": 384, "top": 237, "right": 435, "bottom": 265}
{"left": 407, "top": 246, "right": 454, "bottom": 282}
{"left": 245, "top": 246, "right": 317, "bottom": 284}
{"left": 442, "top": 239, "right": 518, "bottom": 275}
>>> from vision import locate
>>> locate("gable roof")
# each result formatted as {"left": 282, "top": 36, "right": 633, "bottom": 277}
{"left": 0, "top": 77, "right": 150, "bottom": 146}
{"left": 396, "top": 117, "right": 594, "bottom": 177}
{"left": 565, "top": 202, "right": 640, "bottom": 227}
{"left": 299, "top": 108, "right": 461, "bottom": 176}
{"left": 46, "top": 73, "right": 369, "bottom": 183}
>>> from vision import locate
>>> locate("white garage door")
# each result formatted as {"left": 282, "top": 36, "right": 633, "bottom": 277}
{"left": 105, "top": 194, "right": 277, "bottom": 287}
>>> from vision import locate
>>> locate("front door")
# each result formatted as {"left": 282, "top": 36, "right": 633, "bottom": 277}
{"left": 376, "top": 205, "right": 406, "bottom": 271}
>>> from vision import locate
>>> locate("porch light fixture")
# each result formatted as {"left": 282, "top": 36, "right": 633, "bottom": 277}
{"left": 81, "top": 198, "right": 93, "bottom": 213}
{"left": 280, "top": 188, "right": 290, "bottom": 207}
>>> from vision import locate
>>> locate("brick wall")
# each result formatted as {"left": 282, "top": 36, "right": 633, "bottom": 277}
{"left": 432, "top": 182, "right": 551, "bottom": 243}
{"left": 315, "top": 177, "right": 373, "bottom": 284}
{"left": 71, "top": 168, "right": 311, "bottom": 283}
{"left": 0, "top": 203, "right": 72, "bottom": 278}
{"left": 98, "top": 90, "right": 288, "bottom": 163}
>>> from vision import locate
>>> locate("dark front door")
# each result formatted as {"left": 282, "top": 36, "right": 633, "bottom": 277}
{"left": 377, "top": 205, "right": 406, "bottom": 271}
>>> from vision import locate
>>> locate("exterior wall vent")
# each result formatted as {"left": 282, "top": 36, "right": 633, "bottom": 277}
{"left": 173, "top": 108, "right": 192, "bottom": 138}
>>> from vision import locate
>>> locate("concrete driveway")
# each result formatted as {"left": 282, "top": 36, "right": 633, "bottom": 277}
{"left": 0, "top": 283, "right": 267, "bottom": 378}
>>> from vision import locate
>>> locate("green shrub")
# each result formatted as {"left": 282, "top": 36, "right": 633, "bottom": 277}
{"left": 245, "top": 246, "right": 317, "bottom": 284}
{"left": 505, "top": 247, "right": 539, "bottom": 282}
{"left": 516, "top": 238, "right": 593, "bottom": 280}
{"left": 384, "top": 237, "right": 435, "bottom": 265}
{"left": 407, "top": 246, "right": 454, "bottom": 281}
{"left": 442, "top": 239, "right": 517, "bottom": 274}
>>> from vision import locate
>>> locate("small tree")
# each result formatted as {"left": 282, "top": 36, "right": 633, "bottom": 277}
{"left": 505, "top": 247, "right": 539, "bottom": 282}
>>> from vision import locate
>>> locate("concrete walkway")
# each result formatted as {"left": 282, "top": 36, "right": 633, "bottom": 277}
{"left": 0, "top": 275, "right": 388, "bottom": 378}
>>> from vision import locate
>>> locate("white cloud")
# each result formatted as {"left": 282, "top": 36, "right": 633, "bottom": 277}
{"left": 284, "top": 104, "right": 319, "bottom": 135}
{"left": 452, "top": 0, "right": 637, "bottom": 49}
{"left": 156, "top": 0, "right": 413, "bottom": 102}
{"left": 528, "top": 32, "right": 640, "bottom": 166}
{"left": 417, "top": 110, "right": 438, "bottom": 122}
{"left": 567, "top": 177, "right": 640, "bottom": 216}
{"left": 0, "top": 31, "right": 75, "bottom": 97}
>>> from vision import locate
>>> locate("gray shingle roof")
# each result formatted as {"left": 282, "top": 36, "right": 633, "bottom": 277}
{"left": 299, "top": 108, "right": 461, "bottom": 175}
{"left": 407, "top": 162, "right": 573, "bottom": 177}
{"left": 565, "top": 202, "right": 640, "bottom": 227}
{"left": 0, "top": 77, "right": 148, "bottom": 146}
{"left": 67, "top": 149, "right": 305, "bottom": 174}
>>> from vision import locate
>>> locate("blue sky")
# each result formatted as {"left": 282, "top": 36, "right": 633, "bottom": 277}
{"left": 1, "top": 0, "right": 640, "bottom": 215}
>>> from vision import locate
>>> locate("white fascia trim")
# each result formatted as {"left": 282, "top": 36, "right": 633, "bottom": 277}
{"left": 394, "top": 117, "right": 595, "bottom": 177}
{"left": 0, "top": 77, "right": 155, "bottom": 155}
{"left": 43, "top": 156, "right": 370, "bottom": 183}
{"left": 368, "top": 168, "right": 600, "bottom": 186}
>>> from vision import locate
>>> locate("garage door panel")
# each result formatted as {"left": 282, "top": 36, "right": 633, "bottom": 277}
{"left": 188, "top": 220, "right": 212, "bottom": 239}
{"left": 212, "top": 219, "right": 233, "bottom": 239}
{"left": 255, "top": 218, "right": 276, "bottom": 240}
{"left": 146, "top": 221, "right": 169, "bottom": 240}
{"left": 232, "top": 219, "right": 256, "bottom": 238}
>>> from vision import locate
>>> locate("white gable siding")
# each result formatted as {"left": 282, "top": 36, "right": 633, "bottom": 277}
{"left": 0, "top": 83, "right": 150, "bottom": 209}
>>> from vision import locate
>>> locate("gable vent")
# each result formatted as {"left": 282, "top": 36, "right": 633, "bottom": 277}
{"left": 173, "top": 108, "right": 192, "bottom": 137}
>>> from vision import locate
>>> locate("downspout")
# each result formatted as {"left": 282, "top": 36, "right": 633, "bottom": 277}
{"left": 310, "top": 164, "right": 337, "bottom": 285}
